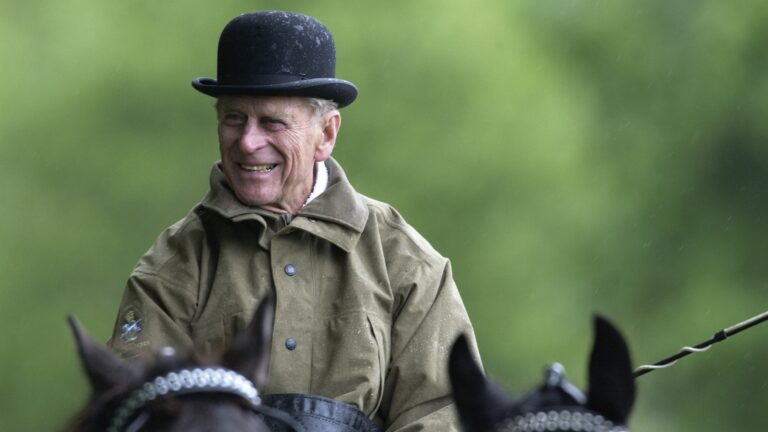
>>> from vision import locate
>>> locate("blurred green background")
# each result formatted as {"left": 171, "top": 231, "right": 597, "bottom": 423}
{"left": 2, "top": 0, "right": 768, "bottom": 430}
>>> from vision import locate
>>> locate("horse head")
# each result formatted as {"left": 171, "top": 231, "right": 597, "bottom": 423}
{"left": 65, "top": 295, "right": 298, "bottom": 432}
{"left": 449, "top": 315, "right": 635, "bottom": 431}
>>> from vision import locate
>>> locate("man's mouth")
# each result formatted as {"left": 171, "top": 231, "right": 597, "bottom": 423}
{"left": 238, "top": 163, "right": 276, "bottom": 173}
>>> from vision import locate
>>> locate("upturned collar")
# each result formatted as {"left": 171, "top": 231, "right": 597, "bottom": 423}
{"left": 200, "top": 157, "right": 369, "bottom": 252}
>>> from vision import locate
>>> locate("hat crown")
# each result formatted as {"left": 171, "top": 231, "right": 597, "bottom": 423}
{"left": 192, "top": 10, "right": 357, "bottom": 107}
{"left": 217, "top": 11, "right": 336, "bottom": 85}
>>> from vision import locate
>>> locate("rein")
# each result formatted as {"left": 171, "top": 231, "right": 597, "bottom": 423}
{"left": 633, "top": 310, "right": 768, "bottom": 378}
{"left": 107, "top": 367, "right": 304, "bottom": 432}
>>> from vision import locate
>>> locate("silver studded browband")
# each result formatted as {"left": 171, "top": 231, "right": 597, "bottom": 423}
{"left": 107, "top": 367, "right": 260, "bottom": 432}
{"left": 495, "top": 410, "right": 629, "bottom": 432}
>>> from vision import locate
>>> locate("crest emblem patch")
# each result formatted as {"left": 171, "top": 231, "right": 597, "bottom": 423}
{"left": 119, "top": 309, "right": 143, "bottom": 342}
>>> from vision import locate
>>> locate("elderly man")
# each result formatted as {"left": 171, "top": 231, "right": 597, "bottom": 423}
{"left": 108, "top": 10, "right": 479, "bottom": 431}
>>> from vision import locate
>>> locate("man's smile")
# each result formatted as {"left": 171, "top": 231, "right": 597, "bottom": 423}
{"left": 238, "top": 163, "right": 277, "bottom": 173}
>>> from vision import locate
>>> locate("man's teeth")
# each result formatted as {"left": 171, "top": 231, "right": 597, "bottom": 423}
{"left": 239, "top": 164, "right": 275, "bottom": 172}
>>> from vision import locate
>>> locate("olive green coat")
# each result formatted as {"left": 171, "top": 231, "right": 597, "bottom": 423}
{"left": 108, "top": 158, "right": 480, "bottom": 431}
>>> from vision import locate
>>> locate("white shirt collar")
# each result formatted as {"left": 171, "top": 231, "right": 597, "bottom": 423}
{"left": 303, "top": 161, "right": 328, "bottom": 207}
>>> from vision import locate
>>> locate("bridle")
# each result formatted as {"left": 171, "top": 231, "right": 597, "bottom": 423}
{"left": 492, "top": 364, "right": 629, "bottom": 432}
{"left": 106, "top": 367, "right": 304, "bottom": 432}
{"left": 494, "top": 409, "right": 629, "bottom": 432}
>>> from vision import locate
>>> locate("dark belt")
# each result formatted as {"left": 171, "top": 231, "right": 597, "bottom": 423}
{"left": 262, "top": 393, "right": 384, "bottom": 432}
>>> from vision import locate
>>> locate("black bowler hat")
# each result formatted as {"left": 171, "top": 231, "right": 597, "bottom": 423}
{"left": 192, "top": 11, "right": 357, "bottom": 108}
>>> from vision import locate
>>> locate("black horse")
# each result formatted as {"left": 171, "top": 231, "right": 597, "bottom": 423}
{"left": 66, "top": 295, "right": 384, "bottom": 432}
{"left": 449, "top": 316, "right": 636, "bottom": 432}
{"left": 64, "top": 296, "right": 299, "bottom": 432}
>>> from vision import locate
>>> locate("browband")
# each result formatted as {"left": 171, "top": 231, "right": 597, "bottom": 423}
{"left": 495, "top": 410, "right": 628, "bottom": 432}
{"left": 107, "top": 367, "right": 261, "bottom": 432}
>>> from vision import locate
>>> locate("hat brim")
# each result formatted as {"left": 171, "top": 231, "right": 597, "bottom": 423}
{"left": 191, "top": 77, "right": 358, "bottom": 108}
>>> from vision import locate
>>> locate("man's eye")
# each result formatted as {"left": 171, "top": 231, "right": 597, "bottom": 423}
{"left": 222, "top": 114, "right": 246, "bottom": 126}
{"left": 263, "top": 119, "right": 287, "bottom": 131}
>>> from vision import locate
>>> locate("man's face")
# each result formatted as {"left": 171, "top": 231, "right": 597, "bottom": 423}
{"left": 217, "top": 95, "right": 338, "bottom": 213}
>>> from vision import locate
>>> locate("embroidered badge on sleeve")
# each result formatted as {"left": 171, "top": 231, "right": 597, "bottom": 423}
{"left": 119, "top": 309, "right": 143, "bottom": 342}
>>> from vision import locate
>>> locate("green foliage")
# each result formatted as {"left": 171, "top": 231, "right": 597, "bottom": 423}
{"left": 2, "top": 0, "right": 768, "bottom": 430}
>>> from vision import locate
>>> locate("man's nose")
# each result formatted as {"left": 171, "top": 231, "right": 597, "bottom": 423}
{"left": 238, "top": 122, "right": 268, "bottom": 153}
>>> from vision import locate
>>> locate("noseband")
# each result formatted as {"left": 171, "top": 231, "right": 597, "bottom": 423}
{"left": 107, "top": 367, "right": 303, "bottom": 432}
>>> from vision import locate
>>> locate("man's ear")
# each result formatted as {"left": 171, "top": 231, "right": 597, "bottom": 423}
{"left": 315, "top": 110, "right": 340, "bottom": 161}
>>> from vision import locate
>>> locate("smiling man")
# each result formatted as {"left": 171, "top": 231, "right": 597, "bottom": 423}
{"left": 216, "top": 95, "right": 339, "bottom": 213}
{"left": 107, "top": 11, "right": 479, "bottom": 432}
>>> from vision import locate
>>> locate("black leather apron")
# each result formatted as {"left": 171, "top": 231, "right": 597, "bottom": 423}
{"left": 262, "top": 394, "right": 384, "bottom": 432}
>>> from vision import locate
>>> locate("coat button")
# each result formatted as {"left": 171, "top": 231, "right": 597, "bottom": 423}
{"left": 285, "top": 337, "right": 297, "bottom": 350}
{"left": 284, "top": 264, "right": 296, "bottom": 276}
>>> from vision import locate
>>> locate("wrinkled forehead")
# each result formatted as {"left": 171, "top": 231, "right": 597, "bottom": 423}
{"left": 216, "top": 94, "right": 314, "bottom": 117}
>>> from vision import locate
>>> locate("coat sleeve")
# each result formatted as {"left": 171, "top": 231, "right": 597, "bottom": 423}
{"left": 378, "top": 260, "right": 481, "bottom": 431}
{"left": 107, "top": 217, "right": 203, "bottom": 360}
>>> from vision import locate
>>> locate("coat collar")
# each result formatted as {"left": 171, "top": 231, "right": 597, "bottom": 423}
{"left": 199, "top": 158, "right": 369, "bottom": 252}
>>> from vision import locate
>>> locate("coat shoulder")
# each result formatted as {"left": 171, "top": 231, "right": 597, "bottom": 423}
{"left": 132, "top": 207, "right": 207, "bottom": 283}
{"left": 359, "top": 194, "right": 447, "bottom": 268}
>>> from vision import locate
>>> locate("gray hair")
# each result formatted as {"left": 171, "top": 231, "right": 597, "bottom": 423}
{"left": 306, "top": 98, "right": 339, "bottom": 122}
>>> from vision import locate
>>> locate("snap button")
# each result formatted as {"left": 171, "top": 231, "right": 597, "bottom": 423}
{"left": 285, "top": 337, "right": 297, "bottom": 350}
{"left": 284, "top": 264, "right": 296, "bottom": 276}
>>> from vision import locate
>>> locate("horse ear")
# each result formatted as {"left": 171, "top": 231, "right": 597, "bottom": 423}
{"left": 449, "top": 334, "right": 513, "bottom": 431}
{"left": 68, "top": 315, "right": 139, "bottom": 394}
{"left": 586, "top": 315, "right": 636, "bottom": 424}
{"left": 224, "top": 293, "right": 275, "bottom": 389}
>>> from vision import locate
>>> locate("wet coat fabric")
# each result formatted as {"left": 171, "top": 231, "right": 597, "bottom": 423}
{"left": 107, "top": 158, "right": 480, "bottom": 431}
